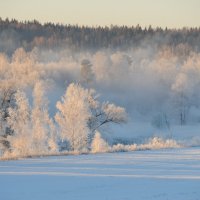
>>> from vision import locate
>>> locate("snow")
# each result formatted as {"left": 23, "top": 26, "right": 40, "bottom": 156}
{"left": 0, "top": 147, "right": 200, "bottom": 200}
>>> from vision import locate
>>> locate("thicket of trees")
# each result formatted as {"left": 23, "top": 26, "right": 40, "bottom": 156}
{"left": 0, "top": 49, "right": 127, "bottom": 157}
{"left": 1, "top": 18, "right": 200, "bottom": 54}
{"left": 1, "top": 18, "right": 200, "bottom": 158}
{"left": 0, "top": 83, "right": 127, "bottom": 157}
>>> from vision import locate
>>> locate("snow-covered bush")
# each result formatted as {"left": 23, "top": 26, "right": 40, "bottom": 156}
{"left": 91, "top": 131, "right": 110, "bottom": 153}
{"left": 138, "top": 137, "right": 180, "bottom": 150}
{"left": 111, "top": 143, "right": 137, "bottom": 152}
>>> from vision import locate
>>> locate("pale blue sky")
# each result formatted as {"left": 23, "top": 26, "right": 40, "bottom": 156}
{"left": 0, "top": 0, "right": 200, "bottom": 28}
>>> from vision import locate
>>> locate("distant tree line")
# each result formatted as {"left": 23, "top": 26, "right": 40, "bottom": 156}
{"left": 0, "top": 18, "right": 200, "bottom": 54}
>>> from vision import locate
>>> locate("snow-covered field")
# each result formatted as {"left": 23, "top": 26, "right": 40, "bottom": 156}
{"left": 0, "top": 147, "right": 200, "bottom": 200}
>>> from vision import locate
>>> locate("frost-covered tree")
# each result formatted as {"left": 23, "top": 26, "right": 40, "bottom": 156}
{"left": 80, "top": 59, "right": 94, "bottom": 85}
{"left": 55, "top": 83, "right": 91, "bottom": 152}
{"left": 171, "top": 73, "right": 190, "bottom": 125}
{"left": 0, "top": 49, "right": 40, "bottom": 138}
{"left": 31, "top": 81, "right": 58, "bottom": 154}
{"left": 6, "top": 81, "right": 58, "bottom": 157}
{"left": 88, "top": 102, "right": 127, "bottom": 134}
{"left": 55, "top": 83, "right": 127, "bottom": 152}
{"left": 7, "top": 90, "right": 31, "bottom": 156}
{"left": 0, "top": 53, "right": 16, "bottom": 138}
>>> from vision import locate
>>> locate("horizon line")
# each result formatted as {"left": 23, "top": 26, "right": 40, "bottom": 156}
{"left": 1, "top": 17, "right": 200, "bottom": 30}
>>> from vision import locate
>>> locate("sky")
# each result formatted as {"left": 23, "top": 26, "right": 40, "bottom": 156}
{"left": 0, "top": 0, "right": 200, "bottom": 28}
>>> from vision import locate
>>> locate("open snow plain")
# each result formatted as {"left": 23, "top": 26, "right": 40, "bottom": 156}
{"left": 0, "top": 148, "right": 200, "bottom": 200}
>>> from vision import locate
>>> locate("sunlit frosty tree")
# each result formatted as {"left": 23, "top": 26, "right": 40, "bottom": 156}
{"left": 7, "top": 90, "right": 31, "bottom": 156}
{"left": 55, "top": 83, "right": 127, "bottom": 152}
{"left": 31, "top": 81, "right": 58, "bottom": 154}
{"left": 0, "top": 48, "right": 40, "bottom": 152}
{"left": 55, "top": 83, "right": 91, "bottom": 152}
{"left": 7, "top": 81, "right": 58, "bottom": 157}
